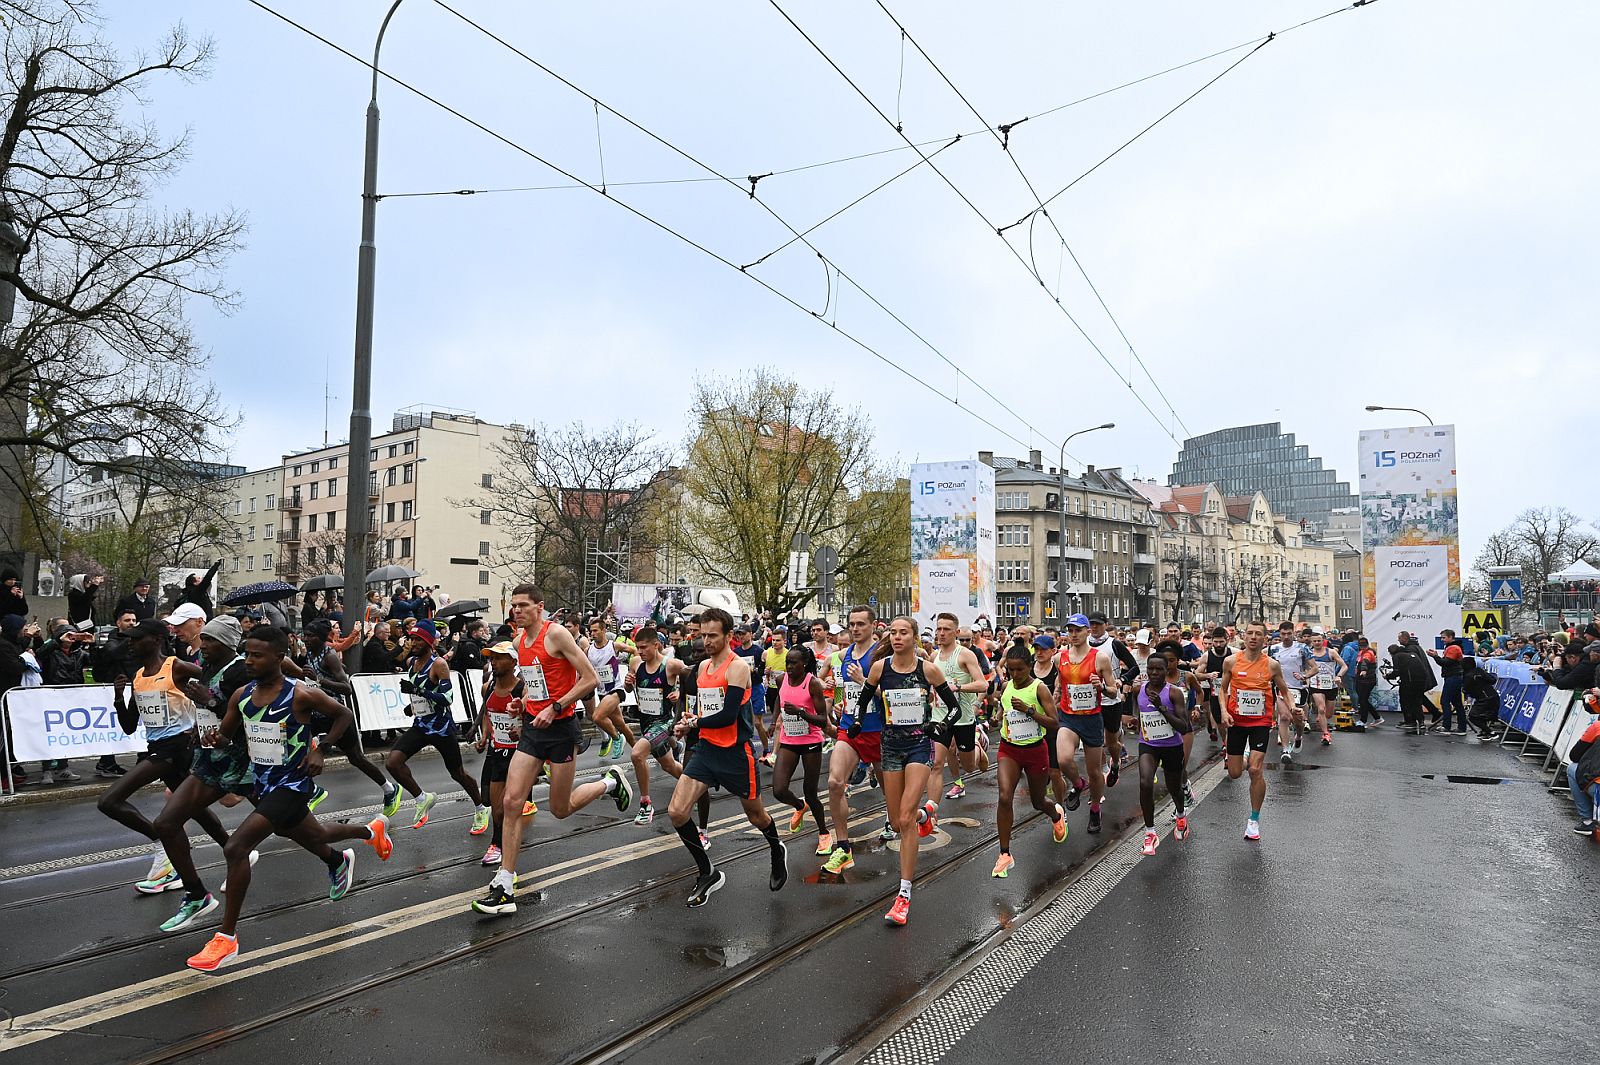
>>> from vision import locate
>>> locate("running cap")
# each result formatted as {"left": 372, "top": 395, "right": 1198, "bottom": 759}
{"left": 1133, "top": 628, "right": 1153, "bottom": 646}
{"left": 1086, "top": 610, "right": 1109, "bottom": 624}
{"left": 1032, "top": 633, "right": 1056, "bottom": 649}
{"left": 482, "top": 640, "right": 516, "bottom": 657}
{"left": 165, "top": 603, "right": 207, "bottom": 625}
{"left": 1064, "top": 613, "right": 1090, "bottom": 629}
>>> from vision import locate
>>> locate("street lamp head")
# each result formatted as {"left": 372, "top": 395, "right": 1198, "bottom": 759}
{"left": 1099, "top": 422, "right": 1116, "bottom": 430}
{"left": 1364, "top": 405, "right": 1384, "bottom": 413}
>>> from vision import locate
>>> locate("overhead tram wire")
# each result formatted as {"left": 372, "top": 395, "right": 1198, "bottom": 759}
{"left": 765, "top": 0, "right": 1182, "bottom": 444}
{"left": 426, "top": 0, "right": 1072, "bottom": 460}
{"left": 242, "top": 0, "right": 1068, "bottom": 461}
{"left": 873, "top": 0, "right": 1194, "bottom": 439}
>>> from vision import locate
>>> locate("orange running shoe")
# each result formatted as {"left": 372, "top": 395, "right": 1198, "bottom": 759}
{"left": 1051, "top": 804, "right": 1068, "bottom": 843}
{"left": 884, "top": 894, "right": 910, "bottom": 926}
{"left": 788, "top": 806, "right": 806, "bottom": 833}
{"left": 187, "top": 932, "right": 239, "bottom": 973}
{"left": 366, "top": 816, "right": 392, "bottom": 861}
{"left": 522, "top": 799, "right": 538, "bottom": 817}
{"left": 814, "top": 831, "right": 833, "bottom": 856}
{"left": 991, "top": 853, "right": 1015, "bottom": 878}
{"left": 918, "top": 800, "right": 938, "bottom": 838}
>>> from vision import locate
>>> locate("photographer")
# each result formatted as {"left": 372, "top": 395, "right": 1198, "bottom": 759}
{"left": 1541, "top": 641, "right": 1596, "bottom": 692}
{"left": 67, "top": 573, "right": 104, "bottom": 627}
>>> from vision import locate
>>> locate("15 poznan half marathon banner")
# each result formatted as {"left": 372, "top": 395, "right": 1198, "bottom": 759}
{"left": 910, "top": 460, "right": 995, "bottom": 628}
{"left": 2, "top": 685, "right": 148, "bottom": 761}
{"left": 1359, "top": 424, "right": 1459, "bottom": 703}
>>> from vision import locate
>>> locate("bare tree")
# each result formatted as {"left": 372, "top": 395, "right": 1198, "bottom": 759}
{"left": 464, "top": 421, "right": 669, "bottom": 611}
{"left": 668, "top": 371, "right": 906, "bottom": 616}
{"left": 0, "top": 3, "right": 243, "bottom": 556}
{"left": 1508, "top": 507, "right": 1596, "bottom": 591}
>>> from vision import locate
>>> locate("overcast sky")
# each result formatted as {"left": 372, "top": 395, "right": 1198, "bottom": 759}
{"left": 99, "top": 0, "right": 1596, "bottom": 568}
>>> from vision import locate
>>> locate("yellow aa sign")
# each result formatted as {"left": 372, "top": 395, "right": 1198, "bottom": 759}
{"left": 1461, "top": 609, "right": 1504, "bottom": 637}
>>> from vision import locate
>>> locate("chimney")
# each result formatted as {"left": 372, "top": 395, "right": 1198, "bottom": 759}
{"left": 978, "top": 450, "right": 994, "bottom": 467}
{"left": 1029, "top": 448, "right": 1042, "bottom": 470}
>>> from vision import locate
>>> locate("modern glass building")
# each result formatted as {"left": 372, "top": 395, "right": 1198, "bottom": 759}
{"left": 1168, "top": 422, "right": 1356, "bottom": 531}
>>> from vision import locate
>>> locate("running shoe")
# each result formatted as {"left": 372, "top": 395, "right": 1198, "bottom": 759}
{"left": 186, "top": 932, "right": 240, "bottom": 973}
{"left": 1064, "top": 786, "right": 1082, "bottom": 812}
{"left": 328, "top": 848, "right": 355, "bottom": 900}
{"left": 1105, "top": 762, "right": 1120, "bottom": 789}
{"left": 1572, "top": 820, "right": 1598, "bottom": 836}
{"left": 365, "top": 817, "right": 392, "bottom": 860}
{"left": 576, "top": 731, "right": 592, "bottom": 756}
{"left": 1052, "top": 803, "right": 1068, "bottom": 843}
{"left": 1175, "top": 815, "right": 1189, "bottom": 841}
{"left": 51, "top": 766, "right": 81, "bottom": 783}
{"left": 136, "top": 867, "right": 183, "bottom": 895}
{"left": 699, "top": 830, "right": 712, "bottom": 852}
{"left": 788, "top": 806, "right": 806, "bottom": 833}
{"left": 821, "top": 846, "right": 855, "bottom": 874}
{"left": 1140, "top": 830, "right": 1159, "bottom": 856}
{"left": 382, "top": 783, "right": 402, "bottom": 818}
{"left": 884, "top": 895, "right": 910, "bottom": 926}
{"left": 1183, "top": 782, "right": 1196, "bottom": 808}
{"left": 1087, "top": 807, "right": 1102, "bottom": 834}
{"left": 991, "top": 853, "right": 1015, "bottom": 878}
{"left": 945, "top": 780, "right": 966, "bottom": 800}
{"left": 219, "top": 849, "right": 259, "bottom": 892}
{"left": 96, "top": 762, "right": 127, "bottom": 779}
{"left": 541, "top": 763, "right": 552, "bottom": 782}
{"left": 411, "top": 791, "right": 437, "bottom": 828}
{"left": 1244, "top": 818, "right": 1261, "bottom": 841}
{"left": 472, "top": 883, "right": 517, "bottom": 916}
{"left": 918, "top": 800, "right": 938, "bottom": 839}
{"left": 522, "top": 798, "right": 538, "bottom": 817}
{"left": 686, "top": 869, "right": 726, "bottom": 907}
{"left": 849, "top": 763, "right": 868, "bottom": 787}
{"left": 145, "top": 850, "right": 175, "bottom": 883}
{"left": 1206, "top": 728, "right": 1218, "bottom": 742}
{"left": 160, "top": 893, "right": 218, "bottom": 933}
{"left": 634, "top": 803, "right": 655, "bottom": 826}
{"left": 815, "top": 831, "right": 833, "bottom": 856}
{"left": 605, "top": 766, "right": 632, "bottom": 812}
{"left": 1293, "top": 732, "right": 1304, "bottom": 751}
{"left": 480, "top": 843, "right": 502, "bottom": 866}
{"left": 470, "top": 805, "right": 492, "bottom": 836}
{"left": 770, "top": 841, "right": 788, "bottom": 891}
{"left": 1280, "top": 748, "right": 1293, "bottom": 764}
{"left": 879, "top": 818, "right": 896, "bottom": 842}
{"left": 761, "top": 751, "right": 776, "bottom": 767}
{"left": 308, "top": 785, "right": 329, "bottom": 812}
{"left": 822, "top": 739, "right": 835, "bottom": 754}
{"left": 1320, "top": 732, "right": 1332, "bottom": 747}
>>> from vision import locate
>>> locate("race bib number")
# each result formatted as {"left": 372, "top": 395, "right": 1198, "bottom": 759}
{"left": 194, "top": 705, "right": 222, "bottom": 735}
{"left": 489, "top": 711, "right": 516, "bottom": 744}
{"left": 637, "top": 688, "right": 664, "bottom": 718}
{"left": 1236, "top": 690, "right": 1268, "bottom": 717}
{"left": 698, "top": 685, "right": 724, "bottom": 719}
{"left": 1066, "top": 684, "right": 1098, "bottom": 713}
{"left": 1140, "top": 710, "right": 1176, "bottom": 742}
{"left": 1315, "top": 662, "right": 1336, "bottom": 689}
{"left": 885, "top": 687, "right": 924, "bottom": 727}
{"left": 843, "top": 681, "right": 863, "bottom": 711}
{"left": 409, "top": 694, "right": 432, "bottom": 717}
{"left": 519, "top": 663, "right": 549, "bottom": 702}
{"left": 595, "top": 662, "right": 615, "bottom": 688}
{"left": 1005, "top": 708, "right": 1042, "bottom": 743}
{"left": 134, "top": 689, "right": 172, "bottom": 730}
{"left": 781, "top": 711, "right": 812, "bottom": 738}
{"left": 244, "top": 717, "right": 288, "bottom": 765}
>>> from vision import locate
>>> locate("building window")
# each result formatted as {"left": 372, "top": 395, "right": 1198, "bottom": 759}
{"left": 480, "top": 509, "right": 493, "bottom": 525}
{"left": 1338, "top": 588, "right": 1353, "bottom": 600}
{"left": 479, "top": 570, "right": 490, "bottom": 586}
{"left": 386, "top": 467, "right": 398, "bottom": 487}
{"left": 263, "top": 553, "right": 273, "bottom": 569}
{"left": 309, "top": 482, "right": 319, "bottom": 500}
{"left": 385, "top": 539, "right": 395, "bottom": 560}
{"left": 479, "top": 540, "right": 490, "bottom": 556}
{"left": 247, "top": 526, "right": 255, "bottom": 541}
{"left": 1338, "top": 569, "right": 1352, "bottom": 582}
{"left": 233, "top": 500, "right": 242, "bottom": 516}
{"left": 328, "top": 478, "right": 338, "bottom": 497}
{"left": 403, "top": 441, "right": 414, "bottom": 455}
{"left": 325, "top": 545, "right": 337, "bottom": 565}
{"left": 231, "top": 558, "right": 239, "bottom": 572}
{"left": 481, "top": 473, "right": 494, "bottom": 488}
{"left": 385, "top": 502, "right": 396, "bottom": 523}
{"left": 266, "top": 493, "right": 275, "bottom": 508}
{"left": 307, "top": 514, "right": 317, "bottom": 533}
{"left": 388, "top": 445, "right": 398, "bottom": 458}
{"left": 370, "top": 448, "right": 378, "bottom": 462}
{"left": 265, "top": 523, "right": 274, "bottom": 540}
{"left": 402, "top": 500, "right": 413, "bottom": 521}
{"left": 245, "top": 556, "right": 254, "bottom": 572}
{"left": 292, "top": 465, "right": 302, "bottom": 477}
{"left": 402, "top": 463, "right": 414, "bottom": 484}
{"left": 327, "top": 512, "right": 337, "bottom": 531}
{"left": 400, "top": 536, "right": 412, "bottom": 557}
{"left": 249, "top": 497, "right": 257, "bottom": 513}
{"left": 998, "top": 524, "right": 1029, "bottom": 546}
{"left": 329, "top": 456, "right": 339, "bottom": 470}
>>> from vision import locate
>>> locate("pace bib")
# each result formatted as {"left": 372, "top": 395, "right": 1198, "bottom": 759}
{"left": 519, "top": 662, "right": 549, "bottom": 702}
{"left": 697, "top": 685, "right": 724, "bottom": 719}
{"left": 194, "top": 704, "right": 223, "bottom": 735}
{"left": 135, "top": 689, "right": 172, "bottom": 730}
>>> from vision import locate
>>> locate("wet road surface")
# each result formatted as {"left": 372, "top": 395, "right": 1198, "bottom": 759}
{"left": 0, "top": 724, "right": 1592, "bottom": 1065}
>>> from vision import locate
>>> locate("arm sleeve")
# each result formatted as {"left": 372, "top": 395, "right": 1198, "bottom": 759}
{"left": 932, "top": 680, "right": 960, "bottom": 716}
{"left": 695, "top": 685, "right": 747, "bottom": 729}
{"left": 854, "top": 680, "right": 880, "bottom": 716}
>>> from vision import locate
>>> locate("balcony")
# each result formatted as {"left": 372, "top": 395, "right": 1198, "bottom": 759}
{"left": 278, "top": 495, "right": 302, "bottom": 512}
{"left": 1048, "top": 544, "right": 1094, "bottom": 561}
{"left": 1056, "top": 581, "right": 1094, "bottom": 596}
{"left": 1133, "top": 552, "right": 1157, "bottom": 567}
{"left": 367, "top": 476, "right": 380, "bottom": 500}
{"left": 278, "top": 528, "right": 301, "bottom": 544}
{"left": 1203, "top": 590, "right": 1222, "bottom": 603}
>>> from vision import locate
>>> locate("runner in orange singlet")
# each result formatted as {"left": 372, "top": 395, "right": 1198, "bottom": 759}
{"left": 1218, "top": 620, "right": 1294, "bottom": 841}
{"left": 1053, "top": 613, "right": 1122, "bottom": 835}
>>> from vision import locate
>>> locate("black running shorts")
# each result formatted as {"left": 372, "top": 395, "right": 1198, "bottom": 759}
{"left": 1226, "top": 724, "right": 1272, "bottom": 757}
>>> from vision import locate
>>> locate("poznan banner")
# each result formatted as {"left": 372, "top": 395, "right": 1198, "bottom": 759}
{"left": 910, "top": 460, "right": 995, "bottom": 628}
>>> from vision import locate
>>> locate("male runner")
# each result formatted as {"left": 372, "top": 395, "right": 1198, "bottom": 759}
{"left": 624, "top": 625, "right": 688, "bottom": 826}
{"left": 1271, "top": 623, "right": 1312, "bottom": 761}
{"left": 473, "top": 586, "right": 627, "bottom": 916}
{"left": 929, "top": 612, "right": 986, "bottom": 801}
{"left": 1054, "top": 613, "right": 1122, "bottom": 834}
{"left": 300, "top": 619, "right": 396, "bottom": 814}
{"left": 1302, "top": 630, "right": 1346, "bottom": 746}
{"left": 1219, "top": 621, "right": 1295, "bottom": 841}
{"left": 1087, "top": 611, "right": 1140, "bottom": 787}
{"left": 1194, "top": 626, "right": 1232, "bottom": 746}
{"left": 184, "top": 626, "right": 391, "bottom": 972}
{"left": 472, "top": 641, "right": 529, "bottom": 866}
{"left": 383, "top": 620, "right": 490, "bottom": 831}
{"left": 822, "top": 606, "right": 882, "bottom": 874}
{"left": 667, "top": 607, "right": 787, "bottom": 906}
{"left": 584, "top": 618, "right": 635, "bottom": 761}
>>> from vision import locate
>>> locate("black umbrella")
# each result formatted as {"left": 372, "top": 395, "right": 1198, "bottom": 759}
{"left": 299, "top": 573, "right": 344, "bottom": 592}
{"left": 366, "top": 565, "right": 421, "bottom": 584}
{"left": 221, "top": 581, "right": 299, "bottom": 607}
{"left": 436, "top": 598, "right": 489, "bottom": 619}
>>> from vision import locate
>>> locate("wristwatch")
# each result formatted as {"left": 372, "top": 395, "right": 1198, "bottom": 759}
{"left": 549, "top": 700, "right": 565, "bottom": 716}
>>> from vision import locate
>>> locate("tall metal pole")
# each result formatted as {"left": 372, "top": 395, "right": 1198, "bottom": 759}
{"left": 340, "top": 1, "right": 405, "bottom": 669}
{"left": 1055, "top": 423, "right": 1113, "bottom": 622}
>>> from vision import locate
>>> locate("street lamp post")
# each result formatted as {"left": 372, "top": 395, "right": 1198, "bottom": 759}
{"left": 1364, "top": 404, "right": 1435, "bottom": 426}
{"left": 1056, "top": 423, "right": 1115, "bottom": 622}
{"left": 340, "top": 0, "right": 406, "bottom": 670}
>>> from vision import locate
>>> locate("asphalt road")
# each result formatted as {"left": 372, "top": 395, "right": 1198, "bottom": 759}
{"left": 0, "top": 722, "right": 1592, "bottom": 1065}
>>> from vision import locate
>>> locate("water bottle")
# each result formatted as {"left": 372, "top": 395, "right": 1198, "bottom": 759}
{"left": 83, "top": 666, "right": 95, "bottom": 684}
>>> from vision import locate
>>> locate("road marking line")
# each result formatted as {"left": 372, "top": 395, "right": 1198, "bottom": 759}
{"left": 0, "top": 799, "right": 864, "bottom": 1051}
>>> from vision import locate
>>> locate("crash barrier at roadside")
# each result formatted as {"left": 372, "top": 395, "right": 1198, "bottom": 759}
{"left": 1479, "top": 658, "right": 1595, "bottom": 791}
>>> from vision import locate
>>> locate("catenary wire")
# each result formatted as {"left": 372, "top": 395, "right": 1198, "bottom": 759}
{"left": 242, "top": 0, "right": 1069, "bottom": 460}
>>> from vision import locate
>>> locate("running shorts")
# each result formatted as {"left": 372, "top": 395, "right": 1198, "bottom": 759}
{"left": 999, "top": 739, "right": 1049, "bottom": 775}
{"left": 1058, "top": 712, "right": 1106, "bottom": 749}
{"left": 482, "top": 747, "right": 513, "bottom": 783}
{"left": 1227, "top": 724, "right": 1272, "bottom": 757}
{"left": 644, "top": 720, "right": 675, "bottom": 760}
{"left": 879, "top": 728, "right": 932, "bottom": 773}
{"left": 138, "top": 733, "right": 195, "bottom": 791}
{"left": 941, "top": 722, "right": 977, "bottom": 752}
{"left": 190, "top": 744, "right": 254, "bottom": 796}
{"left": 1101, "top": 701, "right": 1125, "bottom": 735}
{"left": 254, "top": 785, "right": 312, "bottom": 833}
{"left": 684, "top": 739, "right": 758, "bottom": 800}
{"left": 837, "top": 727, "right": 882, "bottom": 766}
{"left": 517, "top": 716, "right": 581, "bottom": 765}
{"left": 394, "top": 726, "right": 461, "bottom": 759}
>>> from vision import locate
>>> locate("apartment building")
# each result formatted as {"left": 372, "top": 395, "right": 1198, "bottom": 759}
{"left": 979, "top": 451, "right": 1158, "bottom": 626}
{"left": 216, "top": 466, "right": 286, "bottom": 589}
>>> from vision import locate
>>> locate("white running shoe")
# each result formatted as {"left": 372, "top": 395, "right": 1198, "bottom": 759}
{"left": 1244, "top": 818, "right": 1261, "bottom": 841}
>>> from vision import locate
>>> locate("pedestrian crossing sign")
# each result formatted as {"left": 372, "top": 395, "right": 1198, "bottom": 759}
{"left": 1489, "top": 579, "right": 1522, "bottom": 605}
{"left": 1461, "top": 609, "right": 1504, "bottom": 638}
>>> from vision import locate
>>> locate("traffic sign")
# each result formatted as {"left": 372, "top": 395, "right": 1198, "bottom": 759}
{"left": 1489, "top": 578, "right": 1522, "bottom": 606}
{"left": 1016, "top": 596, "right": 1029, "bottom": 615}
{"left": 868, "top": 594, "right": 878, "bottom": 606}
{"left": 1461, "top": 609, "right": 1504, "bottom": 638}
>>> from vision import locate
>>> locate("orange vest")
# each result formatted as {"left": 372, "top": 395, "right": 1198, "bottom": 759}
{"left": 1228, "top": 653, "right": 1275, "bottom": 720}
{"left": 696, "top": 652, "right": 750, "bottom": 748}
